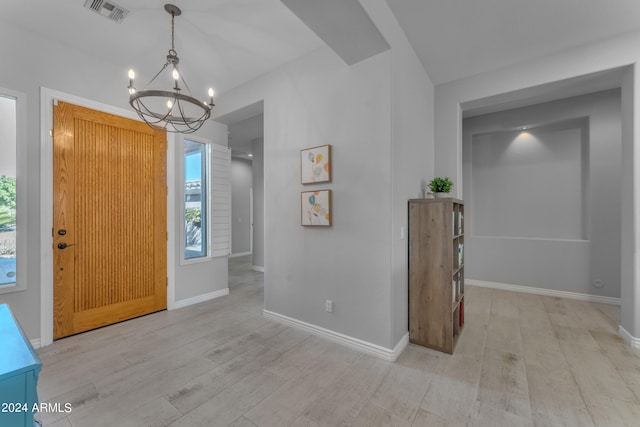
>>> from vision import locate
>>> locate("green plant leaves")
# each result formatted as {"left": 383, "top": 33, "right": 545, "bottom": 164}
{"left": 428, "top": 177, "right": 453, "bottom": 193}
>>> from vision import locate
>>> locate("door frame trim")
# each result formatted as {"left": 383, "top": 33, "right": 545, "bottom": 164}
{"left": 40, "top": 88, "right": 176, "bottom": 346}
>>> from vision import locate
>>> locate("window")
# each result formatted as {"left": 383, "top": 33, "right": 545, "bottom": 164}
{"left": 181, "top": 137, "right": 230, "bottom": 263}
{"left": 0, "top": 94, "right": 17, "bottom": 289}
{"left": 184, "top": 139, "right": 209, "bottom": 259}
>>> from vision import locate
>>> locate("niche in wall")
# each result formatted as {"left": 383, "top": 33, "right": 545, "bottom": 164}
{"left": 471, "top": 117, "right": 588, "bottom": 241}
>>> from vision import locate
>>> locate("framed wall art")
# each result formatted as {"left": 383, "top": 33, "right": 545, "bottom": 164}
{"left": 301, "top": 190, "right": 332, "bottom": 227}
{"left": 300, "top": 144, "right": 331, "bottom": 184}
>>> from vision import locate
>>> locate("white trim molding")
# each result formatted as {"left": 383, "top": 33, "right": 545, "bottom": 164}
{"left": 229, "top": 252, "right": 252, "bottom": 258}
{"left": 170, "top": 288, "right": 229, "bottom": 310}
{"left": 252, "top": 265, "right": 265, "bottom": 272}
{"left": 466, "top": 279, "right": 621, "bottom": 305}
{"left": 0, "top": 86, "right": 27, "bottom": 295}
{"left": 618, "top": 325, "right": 640, "bottom": 349}
{"left": 263, "top": 310, "right": 408, "bottom": 362}
{"left": 29, "top": 339, "right": 41, "bottom": 350}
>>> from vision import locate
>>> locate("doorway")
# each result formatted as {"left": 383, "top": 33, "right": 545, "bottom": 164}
{"left": 219, "top": 102, "right": 265, "bottom": 283}
{"left": 52, "top": 101, "right": 167, "bottom": 339}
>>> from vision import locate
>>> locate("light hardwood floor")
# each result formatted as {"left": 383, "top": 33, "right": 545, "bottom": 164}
{"left": 37, "top": 256, "right": 640, "bottom": 426}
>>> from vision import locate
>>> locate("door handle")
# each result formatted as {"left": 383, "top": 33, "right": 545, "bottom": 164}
{"left": 57, "top": 243, "right": 75, "bottom": 250}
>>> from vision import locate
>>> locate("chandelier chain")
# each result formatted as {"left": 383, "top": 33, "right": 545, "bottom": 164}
{"left": 171, "top": 10, "right": 175, "bottom": 52}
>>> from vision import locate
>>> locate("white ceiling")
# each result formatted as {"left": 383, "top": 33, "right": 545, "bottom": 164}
{"left": 386, "top": 0, "right": 640, "bottom": 85}
{"left": 4, "top": 0, "right": 640, "bottom": 116}
{"left": 1, "top": 0, "right": 324, "bottom": 97}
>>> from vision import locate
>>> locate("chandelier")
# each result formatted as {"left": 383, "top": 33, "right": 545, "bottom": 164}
{"left": 127, "top": 4, "right": 214, "bottom": 134}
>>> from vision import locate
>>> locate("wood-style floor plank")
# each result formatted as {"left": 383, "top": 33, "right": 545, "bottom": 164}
{"left": 420, "top": 354, "right": 482, "bottom": 426}
{"left": 244, "top": 341, "right": 362, "bottom": 427}
{"left": 368, "top": 355, "right": 430, "bottom": 421}
{"left": 524, "top": 361, "right": 594, "bottom": 427}
{"left": 468, "top": 401, "right": 531, "bottom": 427}
{"left": 302, "top": 355, "right": 391, "bottom": 426}
{"left": 411, "top": 409, "right": 455, "bottom": 427}
{"left": 43, "top": 417, "right": 73, "bottom": 427}
{"left": 484, "top": 313, "right": 523, "bottom": 355}
{"left": 477, "top": 346, "right": 531, "bottom": 418}
{"left": 167, "top": 369, "right": 286, "bottom": 427}
{"left": 35, "top": 258, "right": 640, "bottom": 427}
{"left": 166, "top": 344, "right": 283, "bottom": 414}
{"left": 228, "top": 416, "right": 259, "bottom": 427}
{"left": 350, "top": 402, "right": 411, "bottom": 427}
{"left": 559, "top": 342, "right": 637, "bottom": 404}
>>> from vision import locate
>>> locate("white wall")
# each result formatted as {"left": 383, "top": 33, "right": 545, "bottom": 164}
{"left": 213, "top": 0, "right": 433, "bottom": 351}
{"left": 360, "top": 0, "right": 435, "bottom": 346}
{"left": 0, "top": 20, "right": 228, "bottom": 340}
{"left": 435, "top": 30, "right": 640, "bottom": 338}
{"left": 216, "top": 46, "right": 395, "bottom": 347}
{"left": 0, "top": 97, "right": 16, "bottom": 175}
{"left": 620, "top": 67, "right": 637, "bottom": 338}
{"left": 470, "top": 122, "right": 587, "bottom": 240}
{"left": 0, "top": 21, "right": 127, "bottom": 339}
{"left": 463, "top": 90, "right": 621, "bottom": 298}
{"left": 231, "top": 158, "right": 253, "bottom": 254}
{"left": 252, "top": 138, "right": 265, "bottom": 270}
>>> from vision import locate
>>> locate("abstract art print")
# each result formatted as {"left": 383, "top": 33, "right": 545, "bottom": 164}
{"left": 300, "top": 144, "right": 331, "bottom": 184}
{"left": 301, "top": 190, "right": 332, "bottom": 226}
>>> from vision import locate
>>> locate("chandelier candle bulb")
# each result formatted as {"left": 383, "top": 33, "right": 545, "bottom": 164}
{"left": 172, "top": 68, "right": 179, "bottom": 80}
{"left": 127, "top": 69, "right": 136, "bottom": 94}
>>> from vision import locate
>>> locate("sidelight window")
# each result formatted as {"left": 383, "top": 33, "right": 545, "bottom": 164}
{"left": 184, "top": 139, "right": 209, "bottom": 259}
{"left": 0, "top": 93, "right": 18, "bottom": 291}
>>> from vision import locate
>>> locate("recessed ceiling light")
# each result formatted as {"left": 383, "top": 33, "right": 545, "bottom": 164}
{"left": 248, "top": 153, "right": 253, "bottom": 157}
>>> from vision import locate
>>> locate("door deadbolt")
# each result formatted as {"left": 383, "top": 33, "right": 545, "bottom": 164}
{"left": 58, "top": 229, "right": 67, "bottom": 236}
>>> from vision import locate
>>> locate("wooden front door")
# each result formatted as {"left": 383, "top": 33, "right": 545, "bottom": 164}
{"left": 53, "top": 101, "right": 167, "bottom": 339}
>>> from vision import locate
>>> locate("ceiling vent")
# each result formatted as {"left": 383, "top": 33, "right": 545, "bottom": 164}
{"left": 83, "top": 0, "right": 129, "bottom": 24}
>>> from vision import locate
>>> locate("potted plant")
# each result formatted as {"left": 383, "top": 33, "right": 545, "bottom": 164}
{"left": 428, "top": 177, "right": 453, "bottom": 198}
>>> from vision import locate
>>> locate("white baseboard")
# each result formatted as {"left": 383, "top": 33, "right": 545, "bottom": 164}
{"left": 618, "top": 325, "right": 640, "bottom": 349}
{"left": 171, "top": 288, "right": 229, "bottom": 310}
{"left": 263, "top": 309, "right": 408, "bottom": 362}
{"left": 30, "top": 338, "right": 41, "bottom": 350}
{"left": 466, "top": 279, "right": 621, "bottom": 306}
{"left": 229, "top": 252, "right": 252, "bottom": 258}
{"left": 391, "top": 332, "right": 409, "bottom": 360}
{"left": 252, "top": 265, "right": 265, "bottom": 272}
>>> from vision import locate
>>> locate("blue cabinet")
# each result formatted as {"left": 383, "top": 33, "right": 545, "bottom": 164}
{"left": 0, "top": 304, "right": 42, "bottom": 427}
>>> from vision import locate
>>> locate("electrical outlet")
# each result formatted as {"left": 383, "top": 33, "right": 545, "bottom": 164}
{"left": 325, "top": 299, "right": 333, "bottom": 313}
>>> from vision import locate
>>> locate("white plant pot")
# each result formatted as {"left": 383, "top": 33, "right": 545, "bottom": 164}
{"left": 434, "top": 192, "right": 449, "bottom": 198}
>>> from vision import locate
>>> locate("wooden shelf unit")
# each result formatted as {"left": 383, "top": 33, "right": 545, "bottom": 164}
{"left": 408, "top": 198, "right": 464, "bottom": 354}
